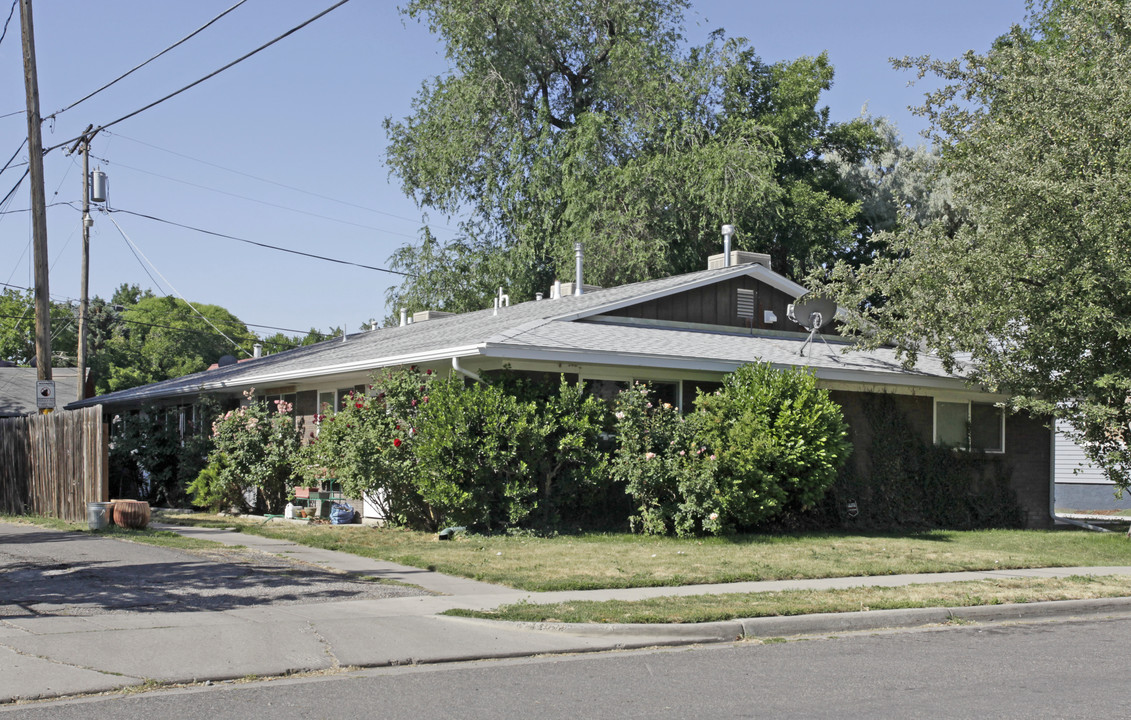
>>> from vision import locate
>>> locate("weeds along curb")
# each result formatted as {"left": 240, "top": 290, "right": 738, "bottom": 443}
{"left": 451, "top": 596, "right": 1131, "bottom": 643}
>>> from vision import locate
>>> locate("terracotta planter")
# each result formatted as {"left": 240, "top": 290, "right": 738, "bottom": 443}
{"left": 111, "top": 499, "right": 150, "bottom": 529}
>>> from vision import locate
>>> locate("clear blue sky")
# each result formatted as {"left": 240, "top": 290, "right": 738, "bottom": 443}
{"left": 0, "top": 0, "right": 1028, "bottom": 345}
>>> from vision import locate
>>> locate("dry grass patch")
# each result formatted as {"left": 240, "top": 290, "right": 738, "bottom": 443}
{"left": 157, "top": 512, "right": 1131, "bottom": 591}
{"left": 449, "top": 575, "right": 1131, "bottom": 623}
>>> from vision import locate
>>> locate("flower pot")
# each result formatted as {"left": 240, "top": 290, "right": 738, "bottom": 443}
{"left": 111, "top": 499, "right": 150, "bottom": 529}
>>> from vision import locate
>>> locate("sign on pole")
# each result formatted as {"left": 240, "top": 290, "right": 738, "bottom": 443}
{"left": 36, "top": 379, "right": 55, "bottom": 409}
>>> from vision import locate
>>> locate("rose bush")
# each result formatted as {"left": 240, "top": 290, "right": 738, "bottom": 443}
{"left": 302, "top": 367, "right": 437, "bottom": 528}
{"left": 206, "top": 390, "right": 304, "bottom": 513}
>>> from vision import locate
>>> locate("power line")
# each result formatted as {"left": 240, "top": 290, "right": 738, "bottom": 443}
{"left": 104, "top": 130, "right": 459, "bottom": 233}
{"left": 108, "top": 207, "right": 414, "bottom": 277}
{"left": 0, "top": 167, "right": 28, "bottom": 209}
{"left": 1, "top": 288, "right": 332, "bottom": 343}
{"left": 104, "top": 213, "right": 252, "bottom": 357}
{"left": 0, "top": 0, "right": 15, "bottom": 49}
{"left": 44, "top": 0, "right": 251, "bottom": 121}
{"left": 44, "top": 0, "right": 354, "bottom": 154}
{"left": 0, "top": 138, "right": 26, "bottom": 176}
{"left": 91, "top": 154, "right": 425, "bottom": 240}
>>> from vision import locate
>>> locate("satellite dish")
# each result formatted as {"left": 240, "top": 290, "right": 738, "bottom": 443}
{"left": 786, "top": 294, "right": 838, "bottom": 357}
{"left": 217, "top": 355, "right": 238, "bottom": 367}
{"left": 787, "top": 295, "right": 838, "bottom": 332}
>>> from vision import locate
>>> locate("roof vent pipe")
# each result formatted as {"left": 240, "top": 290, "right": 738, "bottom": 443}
{"left": 399, "top": 308, "right": 407, "bottom": 327}
{"left": 253, "top": 343, "right": 262, "bottom": 359}
{"left": 574, "top": 243, "right": 584, "bottom": 295}
{"left": 721, "top": 224, "right": 735, "bottom": 267}
{"left": 536, "top": 292, "right": 543, "bottom": 301}
{"left": 553, "top": 279, "right": 562, "bottom": 299}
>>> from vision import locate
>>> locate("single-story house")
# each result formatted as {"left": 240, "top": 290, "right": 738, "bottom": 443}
{"left": 68, "top": 251, "right": 1057, "bottom": 528}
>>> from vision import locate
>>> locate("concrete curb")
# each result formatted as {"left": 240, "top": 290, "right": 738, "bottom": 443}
{"left": 454, "top": 596, "right": 1131, "bottom": 644}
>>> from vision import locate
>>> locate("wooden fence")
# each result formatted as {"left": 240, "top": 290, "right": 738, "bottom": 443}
{"left": 0, "top": 405, "right": 108, "bottom": 522}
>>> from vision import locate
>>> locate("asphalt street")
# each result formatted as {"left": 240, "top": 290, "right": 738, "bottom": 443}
{"left": 4, "top": 613, "right": 1129, "bottom": 719}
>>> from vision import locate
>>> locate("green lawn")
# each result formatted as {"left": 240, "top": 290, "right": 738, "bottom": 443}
{"left": 156, "top": 512, "right": 1131, "bottom": 592}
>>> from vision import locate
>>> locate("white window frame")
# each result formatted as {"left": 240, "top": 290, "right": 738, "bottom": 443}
{"left": 933, "top": 398, "right": 1006, "bottom": 453}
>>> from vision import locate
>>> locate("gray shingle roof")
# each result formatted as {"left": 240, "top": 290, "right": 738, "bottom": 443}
{"left": 66, "top": 263, "right": 965, "bottom": 410}
{"left": 1, "top": 368, "right": 83, "bottom": 417}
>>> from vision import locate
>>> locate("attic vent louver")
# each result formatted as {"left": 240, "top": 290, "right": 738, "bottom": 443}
{"left": 736, "top": 289, "right": 755, "bottom": 320}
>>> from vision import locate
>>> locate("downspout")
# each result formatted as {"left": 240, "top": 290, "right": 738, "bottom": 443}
{"left": 451, "top": 356, "right": 484, "bottom": 384}
{"left": 1049, "top": 422, "right": 1111, "bottom": 532}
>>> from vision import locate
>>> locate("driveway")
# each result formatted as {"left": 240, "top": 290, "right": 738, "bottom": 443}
{"left": 0, "top": 521, "right": 429, "bottom": 618}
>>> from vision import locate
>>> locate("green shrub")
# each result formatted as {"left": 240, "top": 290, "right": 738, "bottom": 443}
{"left": 301, "top": 367, "right": 436, "bottom": 528}
{"left": 186, "top": 455, "right": 247, "bottom": 513}
{"left": 613, "top": 363, "right": 851, "bottom": 536}
{"left": 412, "top": 377, "right": 541, "bottom": 531}
{"left": 610, "top": 384, "right": 723, "bottom": 536}
{"left": 489, "top": 374, "right": 612, "bottom": 529}
{"left": 109, "top": 398, "right": 218, "bottom": 505}
{"left": 818, "top": 393, "right": 1025, "bottom": 530}
{"left": 694, "top": 363, "right": 851, "bottom": 528}
{"left": 208, "top": 391, "right": 303, "bottom": 514}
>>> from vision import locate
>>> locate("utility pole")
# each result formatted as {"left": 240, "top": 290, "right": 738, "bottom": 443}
{"left": 70, "top": 126, "right": 95, "bottom": 401}
{"left": 19, "top": 0, "right": 51, "bottom": 384}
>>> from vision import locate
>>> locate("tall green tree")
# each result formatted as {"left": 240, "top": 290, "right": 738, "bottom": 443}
{"left": 0, "top": 288, "right": 79, "bottom": 367}
{"left": 91, "top": 293, "right": 258, "bottom": 394}
{"left": 824, "top": 0, "right": 1131, "bottom": 488}
{"left": 384, "top": 0, "right": 879, "bottom": 313}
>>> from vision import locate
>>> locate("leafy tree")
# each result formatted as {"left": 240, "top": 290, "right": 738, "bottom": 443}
{"left": 826, "top": 118, "right": 966, "bottom": 267}
{"left": 824, "top": 0, "right": 1131, "bottom": 488}
{"left": 259, "top": 328, "right": 331, "bottom": 355}
{"left": 0, "top": 288, "right": 79, "bottom": 367}
{"left": 91, "top": 294, "right": 258, "bottom": 394}
{"left": 384, "top": 0, "right": 880, "bottom": 313}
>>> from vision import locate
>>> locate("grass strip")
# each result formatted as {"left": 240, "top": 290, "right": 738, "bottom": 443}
{"left": 445, "top": 575, "right": 1131, "bottom": 624}
{"left": 156, "top": 512, "right": 1131, "bottom": 592}
{"left": 1, "top": 513, "right": 235, "bottom": 551}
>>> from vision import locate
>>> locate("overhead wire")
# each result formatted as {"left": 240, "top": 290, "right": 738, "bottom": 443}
{"left": 104, "top": 213, "right": 253, "bottom": 357}
{"left": 0, "top": 0, "right": 15, "bottom": 49}
{"left": 44, "top": 0, "right": 251, "bottom": 121}
{"left": 103, "top": 130, "right": 459, "bottom": 233}
{"left": 0, "top": 138, "right": 26, "bottom": 177}
{"left": 0, "top": 285, "right": 332, "bottom": 344}
{"left": 90, "top": 154, "right": 425, "bottom": 240}
{"left": 107, "top": 207, "right": 414, "bottom": 277}
{"left": 44, "top": 0, "right": 354, "bottom": 154}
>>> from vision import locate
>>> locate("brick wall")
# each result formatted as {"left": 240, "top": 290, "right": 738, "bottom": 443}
{"left": 829, "top": 390, "right": 1052, "bottom": 529}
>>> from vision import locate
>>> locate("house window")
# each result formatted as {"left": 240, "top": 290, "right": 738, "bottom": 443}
{"left": 935, "top": 400, "right": 1004, "bottom": 452}
{"left": 583, "top": 378, "right": 681, "bottom": 409}
{"left": 683, "top": 380, "right": 724, "bottom": 411}
{"left": 583, "top": 379, "right": 629, "bottom": 403}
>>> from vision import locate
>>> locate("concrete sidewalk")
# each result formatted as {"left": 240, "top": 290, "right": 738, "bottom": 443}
{"left": 2, "top": 522, "right": 1130, "bottom": 704}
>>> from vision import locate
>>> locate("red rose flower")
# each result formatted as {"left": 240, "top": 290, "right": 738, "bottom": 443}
{"left": 393, "top": 438, "right": 402, "bottom": 448}
{"left": 426, "top": 369, "right": 432, "bottom": 375}
{"left": 355, "top": 402, "right": 363, "bottom": 409}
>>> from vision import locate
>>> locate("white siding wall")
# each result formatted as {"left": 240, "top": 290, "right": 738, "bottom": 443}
{"left": 1054, "top": 419, "right": 1108, "bottom": 484}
